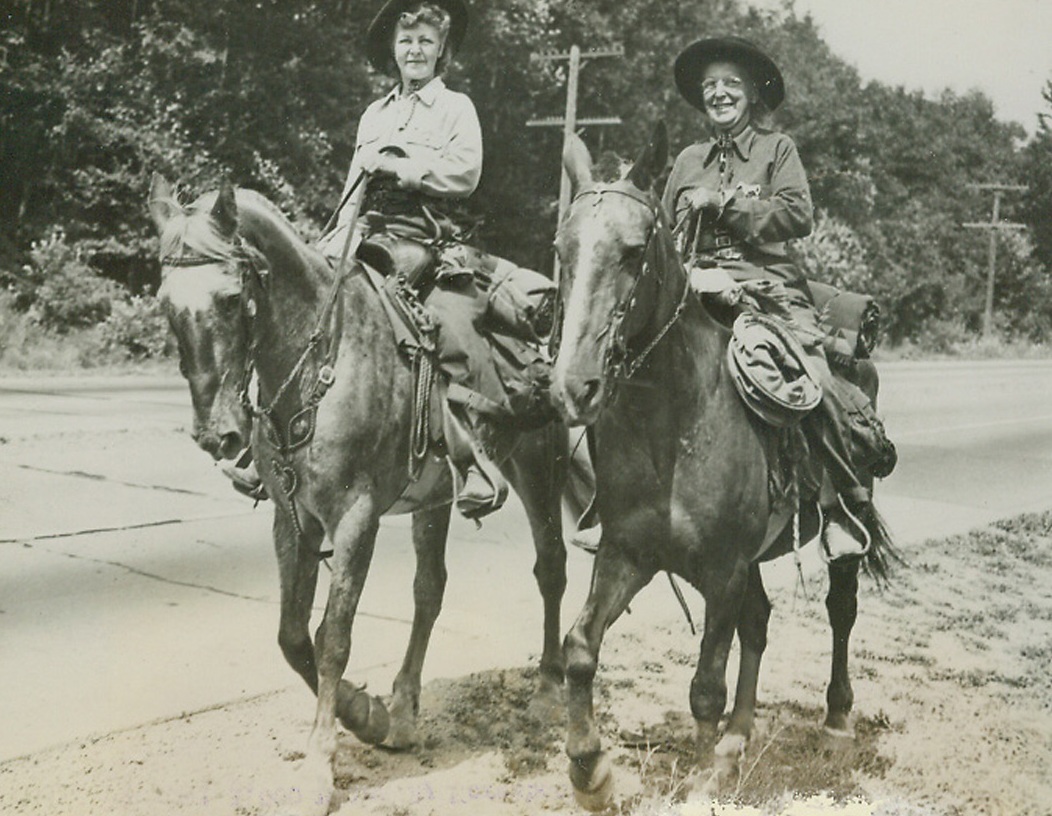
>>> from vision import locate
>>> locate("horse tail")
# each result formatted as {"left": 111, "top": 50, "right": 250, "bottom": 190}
{"left": 858, "top": 501, "right": 903, "bottom": 586}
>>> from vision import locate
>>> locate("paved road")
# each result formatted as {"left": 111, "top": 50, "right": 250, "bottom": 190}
{"left": 0, "top": 361, "right": 1050, "bottom": 763}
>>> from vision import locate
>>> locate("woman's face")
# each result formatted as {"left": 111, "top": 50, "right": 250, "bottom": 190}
{"left": 393, "top": 21, "right": 444, "bottom": 85}
{"left": 701, "top": 60, "right": 755, "bottom": 133}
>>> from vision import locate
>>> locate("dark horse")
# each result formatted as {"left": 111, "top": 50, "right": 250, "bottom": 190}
{"left": 549, "top": 128, "right": 895, "bottom": 808}
{"left": 149, "top": 176, "right": 571, "bottom": 815}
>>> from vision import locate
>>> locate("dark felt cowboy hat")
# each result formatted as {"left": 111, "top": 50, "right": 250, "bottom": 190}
{"left": 366, "top": 0, "right": 469, "bottom": 76}
{"left": 674, "top": 36, "right": 785, "bottom": 112}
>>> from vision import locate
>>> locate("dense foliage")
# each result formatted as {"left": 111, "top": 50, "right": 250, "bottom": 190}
{"left": 2, "top": 0, "right": 1051, "bottom": 353}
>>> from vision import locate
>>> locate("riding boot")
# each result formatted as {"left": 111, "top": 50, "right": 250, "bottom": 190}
{"left": 442, "top": 402, "right": 508, "bottom": 520}
{"left": 806, "top": 402, "right": 876, "bottom": 561}
{"left": 221, "top": 447, "right": 269, "bottom": 502}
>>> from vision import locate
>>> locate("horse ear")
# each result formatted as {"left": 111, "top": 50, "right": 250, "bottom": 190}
{"left": 211, "top": 177, "right": 239, "bottom": 239}
{"left": 562, "top": 133, "right": 594, "bottom": 195}
{"left": 148, "top": 173, "right": 177, "bottom": 232}
{"left": 626, "top": 120, "right": 669, "bottom": 192}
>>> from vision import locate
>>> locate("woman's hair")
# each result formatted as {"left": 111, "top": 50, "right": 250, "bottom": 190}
{"left": 394, "top": 3, "right": 454, "bottom": 74}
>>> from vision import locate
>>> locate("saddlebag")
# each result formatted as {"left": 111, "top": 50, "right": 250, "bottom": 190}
{"left": 806, "top": 281, "right": 880, "bottom": 369}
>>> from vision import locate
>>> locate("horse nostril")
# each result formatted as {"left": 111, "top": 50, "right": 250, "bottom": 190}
{"left": 219, "top": 432, "right": 244, "bottom": 459}
{"left": 569, "top": 377, "right": 602, "bottom": 413}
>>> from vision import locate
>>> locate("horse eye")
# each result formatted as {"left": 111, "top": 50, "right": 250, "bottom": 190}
{"left": 216, "top": 292, "right": 241, "bottom": 315}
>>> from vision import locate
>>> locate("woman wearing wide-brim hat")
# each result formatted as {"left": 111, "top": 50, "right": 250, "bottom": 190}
{"left": 315, "top": 1, "right": 517, "bottom": 521}
{"left": 320, "top": 0, "right": 478, "bottom": 251}
{"left": 663, "top": 36, "right": 897, "bottom": 561}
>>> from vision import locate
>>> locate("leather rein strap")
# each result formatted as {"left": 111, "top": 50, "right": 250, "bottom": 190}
{"left": 567, "top": 187, "right": 691, "bottom": 383}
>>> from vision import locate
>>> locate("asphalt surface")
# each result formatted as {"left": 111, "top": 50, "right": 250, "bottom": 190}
{"left": 0, "top": 360, "right": 1050, "bottom": 763}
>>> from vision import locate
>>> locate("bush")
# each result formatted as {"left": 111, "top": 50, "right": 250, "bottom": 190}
{"left": 25, "top": 230, "right": 121, "bottom": 333}
{"left": 0, "top": 289, "right": 107, "bottom": 369}
{"left": 790, "top": 212, "right": 875, "bottom": 293}
{"left": 98, "top": 295, "right": 172, "bottom": 360}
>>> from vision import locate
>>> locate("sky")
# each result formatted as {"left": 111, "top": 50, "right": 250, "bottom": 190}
{"left": 748, "top": 0, "right": 1052, "bottom": 135}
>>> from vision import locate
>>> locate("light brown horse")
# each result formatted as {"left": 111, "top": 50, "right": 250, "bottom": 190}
{"left": 149, "top": 176, "right": 571, "bottom": 815}
{"left": 549, "top": 127, "right": 895, "bottom": 808}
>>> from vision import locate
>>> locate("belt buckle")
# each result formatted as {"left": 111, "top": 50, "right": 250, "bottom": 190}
{"left": 715, "top": 233, "right": 733, "bottom": 249}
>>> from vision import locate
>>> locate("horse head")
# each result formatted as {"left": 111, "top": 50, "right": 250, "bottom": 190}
{"left": 550, "top": 122, "right": 674, "bottom": 426}
{"left": 149, "top": 174, "right": 253, "bottom": 460}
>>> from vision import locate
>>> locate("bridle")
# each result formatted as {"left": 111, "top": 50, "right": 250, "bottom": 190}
{"left": 160, "top": 234, "right": 346, "bottom": 550}
{"left": 561, "top": 186, "right": 691, "bottom": 385}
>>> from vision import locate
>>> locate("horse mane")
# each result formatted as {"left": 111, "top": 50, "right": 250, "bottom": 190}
{"left": 157, "top": 185, "right": 307, "bottom": 266}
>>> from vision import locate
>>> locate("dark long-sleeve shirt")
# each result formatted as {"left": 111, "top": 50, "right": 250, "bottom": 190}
{"left": 662, "top": 124, "right": 814, "bottom": 282}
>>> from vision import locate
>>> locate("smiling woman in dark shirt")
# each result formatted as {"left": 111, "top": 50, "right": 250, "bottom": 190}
{"left": 665, "top": 37, "right": 896, "bottom": 560}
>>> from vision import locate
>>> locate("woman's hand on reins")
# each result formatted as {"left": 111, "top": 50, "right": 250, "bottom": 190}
{"left": 685, "top": 186, "right": 722, "bottom": 215}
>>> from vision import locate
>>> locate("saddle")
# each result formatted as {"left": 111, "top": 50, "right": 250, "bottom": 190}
{"left": 355, "top": 235, "right": 557, "bottom": 439}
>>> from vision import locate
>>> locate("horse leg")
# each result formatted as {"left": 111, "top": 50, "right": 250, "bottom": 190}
{"left": 564, "top": 546, "right": 653, "bottom": 811}
{"left": 722, "top": 563, "right": 771, "bottom": 766}
{"left": 273, "top": 503, "right": 389, "bottom": 748}
{"left": 274, "top": 508, "right": 322, "bottom": 696}
{"left": 295, "top": 497, "right": 382, "bottom": 816}
{"left": 687, "top": 557, "right": 750, "bottom": 795}
{"left": 505, "top": 424, "right": 569, "bottom": 717}
{"left": 824, "top": 556, "right": 861, "bottom": 736}
{"left": 386, "top": 505, "right": 451, "bottom": 749}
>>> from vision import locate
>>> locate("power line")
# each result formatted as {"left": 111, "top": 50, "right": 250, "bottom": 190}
{"left": 963, "top": 183, "right": 1028, "bottom": 339}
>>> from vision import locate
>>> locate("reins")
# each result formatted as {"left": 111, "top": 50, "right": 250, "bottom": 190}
{"left": 161, "top": 218, "right": 349, "bottom": 560}
{"left": 568, "top": 187, "right": 692, "bottom": 385}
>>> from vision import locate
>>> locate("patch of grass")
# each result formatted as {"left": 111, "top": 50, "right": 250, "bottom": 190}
{"left": 614, "top": 703, "right": 893, "bottom": 813}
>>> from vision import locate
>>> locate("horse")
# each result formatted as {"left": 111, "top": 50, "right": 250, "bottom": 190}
{"left": 548, "top": 126, "right": 896, "bottom": 809}
{"left": 148, "top": 175, "right": 572, "bottom": 815}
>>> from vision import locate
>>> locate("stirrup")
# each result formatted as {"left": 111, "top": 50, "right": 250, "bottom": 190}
{"left": 222, "top": 450, "right": 269, "bottom": 502}
{"left": 570, "top": 523, "right": 602, "bottom": 554}
{"left": 819, "top": 494, "right": 871, "bottom": 563}
{"left": 454, "top": 463, "right": 508, "bottom": 521}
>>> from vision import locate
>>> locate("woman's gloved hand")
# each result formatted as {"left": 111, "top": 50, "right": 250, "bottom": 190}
{"left": 684, "top": 186, "right": 722, "bottom": 216}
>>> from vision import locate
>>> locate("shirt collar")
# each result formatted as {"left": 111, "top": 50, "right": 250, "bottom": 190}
{"left": 703, "top": 124, "right": 756, "bottom": 165}
{"left": 382, "top": 76, "right": 446, "bottom": 107}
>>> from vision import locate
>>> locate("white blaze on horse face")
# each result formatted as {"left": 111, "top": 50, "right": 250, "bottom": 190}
{"left": 557, "top": 207, "right": 615, "bottom": 378}
{"left": 158, "top": 264, "right": 241, "bottom": 388}
{"left": 159, "top": 264, "right": 248, "bottom": 457}
{"left": 159, "top": 265, "right": 239, "bottom": 317}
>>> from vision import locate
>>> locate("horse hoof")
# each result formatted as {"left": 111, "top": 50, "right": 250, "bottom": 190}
{"left": 384, "top": 716, "right": 418, "bottom": 750}
{"left": 569, "top": 753, "right": 616, "bottom": 812}
{"left": 338, "top": 690, "right": 390, "bottom": 745}
{"left": 823, "top": 723, "right": 855, "bottom": 740}
{"left": 265, "top": 755, "right": 332, "bottom": 816}
{"left": 714, "top": 732, "right": 747, "bottom": 764}
{"left": 823, "top": 711, "right": 855, "bottom": 738}
{"left": 527, "top": 679, "right": 564, "bottom": 722}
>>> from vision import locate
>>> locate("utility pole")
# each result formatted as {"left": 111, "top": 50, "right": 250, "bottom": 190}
{"left": 964, "top": 184, "right": 1028, "bottom": 339}
{"left": 528, "top": 44, "right": 623, "bottom": 276}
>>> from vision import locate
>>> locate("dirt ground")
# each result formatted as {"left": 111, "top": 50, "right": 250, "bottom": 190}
{"left": 2, "top": 510, "right": 1050, "bottom": 816}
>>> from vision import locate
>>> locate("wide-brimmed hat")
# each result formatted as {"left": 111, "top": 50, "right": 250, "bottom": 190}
{"left": 674, "top": 36, "right": 785, "bottom": 112}
{"left": 366, "top": 0, "right": 469, "bottom": 76}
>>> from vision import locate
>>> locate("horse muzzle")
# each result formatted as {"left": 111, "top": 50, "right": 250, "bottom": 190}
{"left": 550, "top": 370, "right": 605, "bottom": 427}
{"left": 193, "top": 425, "right": 246, "bottom": 461}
